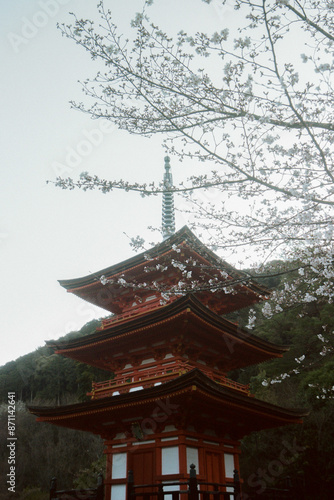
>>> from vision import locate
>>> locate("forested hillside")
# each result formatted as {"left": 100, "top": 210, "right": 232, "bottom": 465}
{"left": 238, "top": 302, "right": 334, "bottom": 499}
{"left": 0, "top": 320, "right": 109, "bottom": 500}
{"left": 1, "top": 269, "right": 334, "bottom": 499}
{"left": 232, "top": 264, "right": 334, "bottom": 499}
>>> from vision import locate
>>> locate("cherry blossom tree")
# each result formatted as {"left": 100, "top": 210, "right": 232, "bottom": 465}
{"left": 49, "top": 1, "right": 334, "bottom": 409}
{"left": 57, "top": 0, "right": 334, "bottom": 253}
{"left": 55, "top": 0, "right": 334, "bottom": 351}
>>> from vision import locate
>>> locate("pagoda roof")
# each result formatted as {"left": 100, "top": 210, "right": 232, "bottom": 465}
{"left": 48, "top": 294, "right": 288, "bottom": 372}
{"left": 58, "top": 226, "right": 270, "bottom": 315}
{"left": 28, "top": 369, "right": 308, "bottom": 441}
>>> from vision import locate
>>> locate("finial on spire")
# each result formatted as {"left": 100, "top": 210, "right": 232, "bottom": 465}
{"left": 162, "top": 156, "right": 175, "bottom": 240}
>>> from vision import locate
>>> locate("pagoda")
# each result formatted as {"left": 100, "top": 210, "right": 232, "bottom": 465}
{"left": 29, "top": 158, "right": 307, "bottom": 500}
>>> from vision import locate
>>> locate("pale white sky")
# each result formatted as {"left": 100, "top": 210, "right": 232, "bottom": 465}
{"left": 1, "top": 0, "right": 241, "bottom": 366}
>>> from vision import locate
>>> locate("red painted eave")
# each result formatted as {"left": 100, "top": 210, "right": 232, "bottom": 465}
{"left": 28, "top": 369, "right": 308, "bottom": 440}
{"left": 48, "top": 295, "right": 288, "bottom": 371}
{"left": 58, "top": 226, "right": 270, "bottom": 314}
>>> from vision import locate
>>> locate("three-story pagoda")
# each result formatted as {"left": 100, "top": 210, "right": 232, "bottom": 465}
{"left": 29, "top": 160, "right": 307, "bottom": 500}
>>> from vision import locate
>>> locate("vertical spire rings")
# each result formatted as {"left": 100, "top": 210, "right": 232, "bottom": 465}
{"left": 162, "top": 156, "right": 175, "bottom": 240}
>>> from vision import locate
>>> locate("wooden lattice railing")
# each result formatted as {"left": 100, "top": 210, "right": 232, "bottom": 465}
{"left": 98, "top": 296, "right": 168, "bottom": 329}
{"left": 127, "top": 465, "right": 293, "bottom": 500}
{"left": 127, "top": 464, "right": 241, "bottom": 499}
{"left": 88, "top": 361, "right": 250, "bottom": 399}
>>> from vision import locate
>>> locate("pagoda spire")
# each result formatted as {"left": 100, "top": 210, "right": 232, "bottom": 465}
{"left": 162, "top": 156, "right": 175, "bottom": 239}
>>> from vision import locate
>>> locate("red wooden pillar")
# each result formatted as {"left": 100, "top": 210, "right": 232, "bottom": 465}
{"left": 179, "top": 434, "right": 187, "bottom": 476}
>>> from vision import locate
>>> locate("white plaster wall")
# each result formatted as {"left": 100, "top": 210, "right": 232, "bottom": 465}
{"left": 112, "top": 452, "right": 127, "bottom": 479}
{"left": 186, "top": 447, "right": 199, "bottom": 473}
{"left": 161, "top": 446, "right": 179, "bottom": 475}
{"left": 110, "top": 484, "right": 126, "bottom": 500}
{"left": 163, "top": 482, "right": 180, "bottom": 500}
{"left": 224, "top": 453, "right": 235, "bottom": 478}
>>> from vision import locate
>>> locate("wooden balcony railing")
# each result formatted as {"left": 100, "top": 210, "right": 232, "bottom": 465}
{"left": 127, "top": 465, "right": 242, "bottom": 499}
{"left": 98, "top": 297, "right": 168, "bottom": 330}
{"left": 88, "top": 362, "right": 250, "bottom": 399}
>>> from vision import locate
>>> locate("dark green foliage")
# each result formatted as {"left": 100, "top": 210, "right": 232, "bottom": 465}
{"left": 73, "top": 455, "right": 106, "bottom": 490}
{"left": 0, "top": 320, "right": 108, "bottom": 498}
{"left": 0, "top": 404, "right": 104, "bottom": 499}
{"left": 236, "top": 296, "right": 334, "bottom": 500}
{"left": 240, "top": 401, "right": 334, "bottom": 499}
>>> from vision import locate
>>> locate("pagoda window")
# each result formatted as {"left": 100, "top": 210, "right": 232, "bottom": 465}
{"left": 224, "top": 453, "right": 235, "bottom": 478}
{"left": 110, "top": 484, "right": 126, "bottom": 500}
{"left": 186, "top": 447, "right": 199, "bottom": 473}
{"left": 162, "top": 446, "right": 179, "bottom": 475}
{"left": 111, "top": 452, "right": 127, "bottom": 479}
{"left": 164, "top": 483, "right": 181, "bottom": 498}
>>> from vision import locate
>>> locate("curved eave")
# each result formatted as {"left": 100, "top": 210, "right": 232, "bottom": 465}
{"left": 48, "top": 295, "right": 288, "bottom": 370}
{"left": 28, "top": 369, "right": 308, "bottom": 439}
{"left": 58, "top": 226, "right": 269, "bottom": 299}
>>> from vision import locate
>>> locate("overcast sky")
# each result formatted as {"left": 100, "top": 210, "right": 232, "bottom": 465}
{"left": 1, "top": 0, "right": 242, "bottom": 367}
